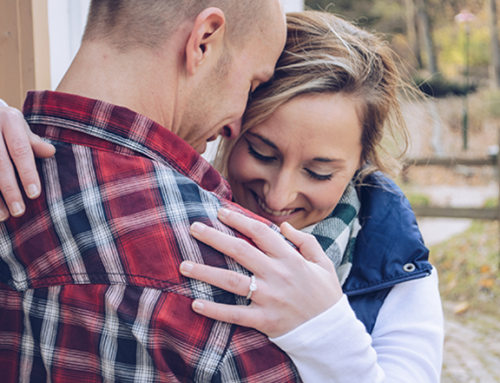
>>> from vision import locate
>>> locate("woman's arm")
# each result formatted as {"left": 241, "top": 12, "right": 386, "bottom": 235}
{"left": 183, "top": 209, "right": 443, "bottom": 382}
{"left": 0, "top": 101, "right": 55, "bottom": 220}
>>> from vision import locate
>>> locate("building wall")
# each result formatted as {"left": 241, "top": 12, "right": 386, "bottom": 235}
{"left": 283, "top": 0, "right": 304, "bottom": 13}
{"left": 47, "top": 0, "right": 90, "bottom": 89}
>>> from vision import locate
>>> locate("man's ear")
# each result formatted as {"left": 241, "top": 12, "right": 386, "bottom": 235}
{"left": 185, "top": 8, "right": 226, "bottom": 76}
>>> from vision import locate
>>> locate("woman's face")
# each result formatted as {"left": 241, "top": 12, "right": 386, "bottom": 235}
{"left": 228, "top": 93, "right": 364, "bottom": 229}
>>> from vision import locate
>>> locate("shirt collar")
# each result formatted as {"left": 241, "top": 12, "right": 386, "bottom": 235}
{"left": 23, "top": 90, "right": 232, "bottom": 199}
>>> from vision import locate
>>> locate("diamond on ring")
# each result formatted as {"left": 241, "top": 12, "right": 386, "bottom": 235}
{"left": 246, "top": 275, "right": 258, "bottom": 300}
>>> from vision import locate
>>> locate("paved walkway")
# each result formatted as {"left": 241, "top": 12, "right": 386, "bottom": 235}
{"left": 441, "top": 303, "right": 500, "bottom": 382}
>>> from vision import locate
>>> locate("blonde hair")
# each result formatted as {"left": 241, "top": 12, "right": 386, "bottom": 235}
{"left": 214, "top": 11, "right": 414, "bottom": 181}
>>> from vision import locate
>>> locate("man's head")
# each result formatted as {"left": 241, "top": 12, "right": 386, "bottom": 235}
{"left": 81, "top": 1, "right": 287, "bottom": 153}
{"left": 84, "top": 0, "right": 279, "bottom": 50}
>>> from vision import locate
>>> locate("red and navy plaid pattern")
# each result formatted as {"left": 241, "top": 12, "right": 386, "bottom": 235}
{"left": 0, "top": 91, "right": 301, "bottom": 382}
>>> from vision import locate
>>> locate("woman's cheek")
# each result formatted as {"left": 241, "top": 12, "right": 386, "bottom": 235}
{"left": 310, "top": 182, "right": 346, "bottom": 213}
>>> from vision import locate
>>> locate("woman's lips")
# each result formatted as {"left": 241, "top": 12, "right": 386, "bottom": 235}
{"left": 250, "top": 190, "right": 302, "bottom": 223}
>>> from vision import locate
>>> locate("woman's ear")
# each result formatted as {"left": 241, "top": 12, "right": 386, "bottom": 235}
{"left": 185, "top": 7, "right": 226, "bottom": 76}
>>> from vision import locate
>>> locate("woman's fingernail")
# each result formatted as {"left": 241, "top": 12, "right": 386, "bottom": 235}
{"left": 27, "top": 184, "right": 40, "bottom": 198}
{"left": 191, "top": 222, "right": 205, "bottom": 234}
{"left": 11, "top": 202, "right": 24, "bottom": 217}
{"left": 180, "top": 261, "right": 194, "bottom": 273}
{"left": 192, "top": 301, "right": 204, "bottom": 311}
{"left": 0, "top": 209, "right": 8, "bottom": 222}
{"left": 218, "top": 208, "right": 230, "bottom": 218}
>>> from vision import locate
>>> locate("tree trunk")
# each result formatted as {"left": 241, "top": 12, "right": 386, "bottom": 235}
{"left": 488, "top": 0, "right": 500, "bottom": 89}
{"left": 415, "top": 0, "right": 438, "bottom": 75}
{"left": 404, "top": 0, "right": 422, "bottom": 69}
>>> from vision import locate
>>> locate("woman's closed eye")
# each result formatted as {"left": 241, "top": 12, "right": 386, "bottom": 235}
{"left": 304, "top": 168, "right": 333, "bottom": 181}
{"left": 247, "top": 143, "right": 277, "bottom": 163}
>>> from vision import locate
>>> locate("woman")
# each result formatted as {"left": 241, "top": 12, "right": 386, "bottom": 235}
{"left": 178, "top": 11, "right": 443, "bottom": 382}
{"left": 0, "top": 11, "right": 443, "bottom": 382}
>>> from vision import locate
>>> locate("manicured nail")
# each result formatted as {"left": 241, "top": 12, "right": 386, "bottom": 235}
{"left": 0, "top": 209, "right": 8, "bottom": 222}
{"left": 180, "top": 261, "right": 194, "bottom": 273}
{"left": 27, "top": 184, "right": 40, "bottom": 198}
{"left": 192, "top": 301, "right": 204, "bottom": 311}
{"left": 218, "top": 208, "right": 230, "bottom": 218}
{"left": 11, "top": 202, "right": 24, "bottom": 217}
{"left": 191, "top": 222, "right": 205, "bottom": 234}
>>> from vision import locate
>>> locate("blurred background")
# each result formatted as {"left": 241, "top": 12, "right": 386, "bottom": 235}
{"left": 307, "top": 2, "right": 500, "bottom": 381}
{"left": 2, "top": 0, "right": 500, "bottom": 380}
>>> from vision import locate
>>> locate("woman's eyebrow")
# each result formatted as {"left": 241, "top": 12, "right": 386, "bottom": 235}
{"left": 248, "top": 132, "right": 278, "bottom": 149}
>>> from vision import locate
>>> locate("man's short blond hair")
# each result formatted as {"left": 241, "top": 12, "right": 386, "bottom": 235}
{"left": 83, "top": 0, "right": 269, "bottom": 50}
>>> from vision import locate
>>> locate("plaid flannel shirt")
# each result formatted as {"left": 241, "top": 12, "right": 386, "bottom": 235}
{"left": 0, "top": 91, "right": 301, "bottom": 383}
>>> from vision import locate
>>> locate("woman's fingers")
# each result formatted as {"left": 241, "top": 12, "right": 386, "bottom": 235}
{"left": 216, "top": 208, "right": 302, "bottom": 260}
{"left": 186, "top": 211, "right": 345, "bottom": 338}
{"left": 180, "top": 261, "right": 258, "bottom": 298}
{"left": 280, "top": 222, "right": 335, "bottom": 270}
{"left": 191, "top": 299, "right": 257, "bottom": 328}
{"left": 0, "top": 120, "right": 26, "bottom": 218}
{"left": 0, "top": 105, "right": 55, "bottom": 219}
{"left": 29, "top": 129, "right": 56, "bottom": 159}
{"left": 190, "top": 221, "right": 268, "bottom": 273}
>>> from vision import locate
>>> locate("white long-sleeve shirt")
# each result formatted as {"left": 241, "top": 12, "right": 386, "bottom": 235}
{"left": 270, "top": 268, "right": 443, "bottom": 382}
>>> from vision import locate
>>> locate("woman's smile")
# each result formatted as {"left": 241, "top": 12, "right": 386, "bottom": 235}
{"left": 255, "top": 192, "right": 298, "bottom": 216}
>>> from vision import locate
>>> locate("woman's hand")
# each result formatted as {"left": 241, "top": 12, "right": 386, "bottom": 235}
{"left": 180, "top": 208, "right": 343, "bottom": 338}
{"left": 0, "top": 103, "right": 55, "bottom": 221}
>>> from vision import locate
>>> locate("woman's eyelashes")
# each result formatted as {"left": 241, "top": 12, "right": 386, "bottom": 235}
{"left": 247, "top": 141, "right": 334, "bottom": 181}
{"left": 247, "top": 143, "right": 277, "bottom": 163}
{"left": 304, "top": 168, "right": 333, "bottom": 181}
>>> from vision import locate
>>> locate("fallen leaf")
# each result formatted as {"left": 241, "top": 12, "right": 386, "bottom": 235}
{"left": 454, "top": 301, "right": 470, "bottom": 315}
{"left": 479, "top": 278, "right": 495, "bottom": 289}
{"left": 480, "top": 265, "right": 491, "bottom": 274}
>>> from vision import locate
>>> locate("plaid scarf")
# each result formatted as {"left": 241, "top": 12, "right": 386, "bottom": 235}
{"left": 302, "top": 181, "right": 361, "bottom": 286}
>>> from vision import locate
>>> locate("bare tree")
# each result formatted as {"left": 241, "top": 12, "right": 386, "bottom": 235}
{"left": 488, "top": 0, "right": 500, "bottom": 89}
{"left": 415, "top": 0, "right": 438, "bottom": 75}
{"left": 405, "top": 0, "right": 422, "bottom": 69}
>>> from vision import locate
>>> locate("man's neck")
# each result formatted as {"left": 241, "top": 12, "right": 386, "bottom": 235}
{"left": 56, "top": 40, "right": 179, "bottom": 131}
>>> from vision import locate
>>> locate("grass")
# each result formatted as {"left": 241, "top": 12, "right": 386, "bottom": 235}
{"left": 429, "top": 219, "right": 500, "bottom": 318}
{"left": 406, "top": 192, "right": 431, "bottom": 207}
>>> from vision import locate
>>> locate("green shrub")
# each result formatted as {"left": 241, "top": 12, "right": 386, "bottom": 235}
{"left": 406, "top": 192, "right": 431, "bottom": 207}
{"left": 483, "top": 198, "right": 499, "bottom": 209}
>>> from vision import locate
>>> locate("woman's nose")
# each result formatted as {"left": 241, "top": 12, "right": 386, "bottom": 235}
{"left": 263, "top": 174, "right": 298, "bottom": 211}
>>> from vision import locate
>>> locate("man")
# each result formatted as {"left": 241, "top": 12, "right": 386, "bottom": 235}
{"left": 0, "top": 1, "right": 299, "bottom": 381}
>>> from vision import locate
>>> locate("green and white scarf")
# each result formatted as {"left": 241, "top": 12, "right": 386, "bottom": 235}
{"left": 301, "top": 181, "right": 361, "bottom": 286}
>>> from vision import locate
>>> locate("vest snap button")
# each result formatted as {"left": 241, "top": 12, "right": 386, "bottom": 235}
{"left": 403, "top": 263, "right": 416, "bottom": 272}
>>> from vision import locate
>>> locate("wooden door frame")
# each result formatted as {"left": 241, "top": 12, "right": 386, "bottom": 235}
{"left": 0, "top": 0, "right": 51, "bottom": 109}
